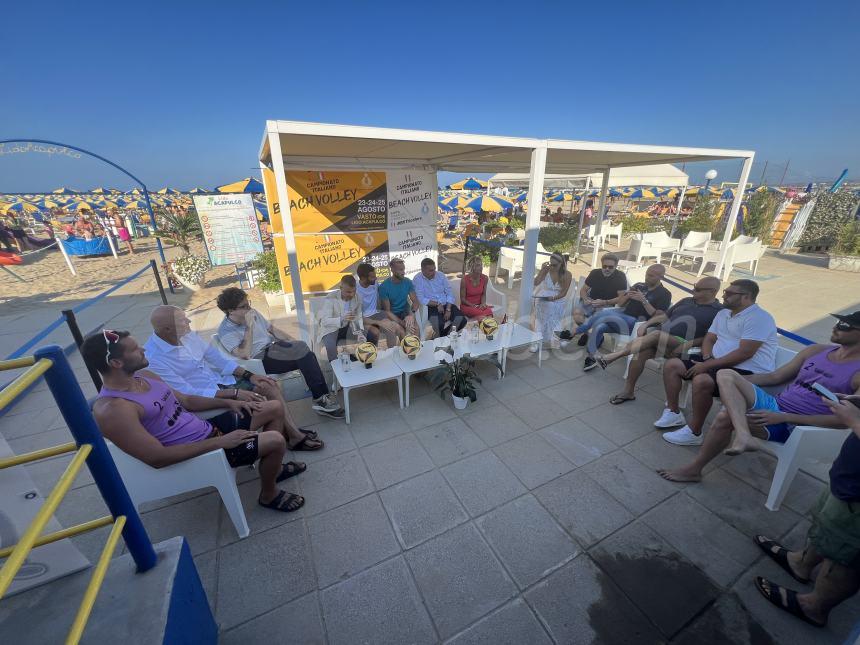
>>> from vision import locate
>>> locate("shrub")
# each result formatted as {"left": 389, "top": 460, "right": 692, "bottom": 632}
{"left": 250, "top": 250, "right": 283, "bottom": 293}
{"left": 538, "top": 224, "right": 579, "bottom": 253}
{"left": 678, "top": 196, "right": 718, "bottom": 238}
{"left": 800, "top": 190, "right": 860, "bottom": 248}
{"left": 834, "top": 220, "right": 860, "bottom": 256}
{"left": 743, "top": 191, "right": 781, "bottom": 244}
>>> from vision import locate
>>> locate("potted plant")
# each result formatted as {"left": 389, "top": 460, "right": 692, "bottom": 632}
{"left": 171, "top": 254, "right": 210, "bottom": 291}
{"left": 155, "top": 210, "right": 202, "bottom": 253}
{"left": 250, "top": 250, "right": 284, "bottom": 307}
{"left": 427, "top": 347, "right": 502, "bottom": 410}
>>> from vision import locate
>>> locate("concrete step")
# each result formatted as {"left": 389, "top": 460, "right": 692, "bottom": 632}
{"left": 0, "top": 537, "right": 215, "bottom": 644}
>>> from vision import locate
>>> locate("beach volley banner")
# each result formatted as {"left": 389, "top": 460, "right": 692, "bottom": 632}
{"left": 192, "top": 193, "right": 263, "bottom": 266}
{"left": 263, "top": 167, "right": 438, "bottom": 294}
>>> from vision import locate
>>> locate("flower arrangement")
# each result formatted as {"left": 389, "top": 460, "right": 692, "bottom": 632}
{"left": 171, "top": 254, "right": 210, "bottom": 286}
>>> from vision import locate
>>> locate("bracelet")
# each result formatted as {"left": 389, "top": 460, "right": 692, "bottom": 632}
{"left": 233, "top": 388, "right": 239, "bottom": 399}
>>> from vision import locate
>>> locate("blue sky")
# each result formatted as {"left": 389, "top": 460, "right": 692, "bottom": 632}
{"left": 2, "top": 0, "right": 858, "bottom": 192}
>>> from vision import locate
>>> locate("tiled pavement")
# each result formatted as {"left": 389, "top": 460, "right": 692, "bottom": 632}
{"left": 5, "top": 343, "right": 860, "bottom": 644}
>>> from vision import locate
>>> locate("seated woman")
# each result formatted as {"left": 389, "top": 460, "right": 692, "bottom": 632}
{"left": 460, "top": 256, "right": 494, "bottom": 319}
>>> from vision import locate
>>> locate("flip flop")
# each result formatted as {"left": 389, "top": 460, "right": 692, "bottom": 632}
{"left": 258, "top": 490, "right": 305, "bottom": 513}
{"left": 299, "top": 428, "right": 319, "bottom": 440}
{"left": 289, "top": 435, "right": 325, "bottom": 451}
{"left": 276, "top": 461, "right": 306, "bottom": 482}
{"left": 596, "top": 356, "right": 608, "bottom": 370}
{"left": 754, "top": 535, "right": 811, "bottom": 584}
{"left": 609, "top": 394, "right": 636, "bottom": 405}
{"left": 754, "top": 577, "right": 825, "bottom": 628}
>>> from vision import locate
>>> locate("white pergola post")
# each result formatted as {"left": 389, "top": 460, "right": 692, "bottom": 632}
{"left": 517, "top": 145, "right": 547, "bottom": 323}
{"left": 591, "top": 170, "right": 611, "bottom": 268}
{"left": 268, "top": 129, "right": 311, "bottom": 341}
{"left": 715, "top": 155, "right": 754, "bottom": 279}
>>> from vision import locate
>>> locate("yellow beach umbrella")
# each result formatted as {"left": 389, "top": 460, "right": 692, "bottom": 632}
{"left": 461, "top": 195, "right": 514, "bottom": 213}
{"left": 447, "top": 177, "right": 488, "bottom": 191}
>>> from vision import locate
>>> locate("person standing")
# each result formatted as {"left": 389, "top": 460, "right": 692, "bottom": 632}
{"left": 112, "top": 210, "right": 135, "bottom": 255}
{"left": 413, "top": 257, "right": 466, "bottom": 337}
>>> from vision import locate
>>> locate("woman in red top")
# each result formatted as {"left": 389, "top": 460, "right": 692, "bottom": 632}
{"left": 460, "top": 256, "right": 494, "bottom": 319}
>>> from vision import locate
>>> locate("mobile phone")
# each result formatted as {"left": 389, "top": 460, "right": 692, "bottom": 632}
{"left": 811, "top": 382, "right": 839, "bottom": 402}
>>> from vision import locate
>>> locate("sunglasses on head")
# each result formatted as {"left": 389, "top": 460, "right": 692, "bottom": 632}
{"left": 103, "top": 329, "right": 119, "bottom": 366}
{"left": 835, "top": 321, "right": 860, "bottom": 332}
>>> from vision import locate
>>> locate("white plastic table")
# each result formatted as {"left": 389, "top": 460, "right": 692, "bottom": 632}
{"left": 330, "top": 348, "right": 404, "bottom": 424}
{"left": 501, "top": 323, "right": 544, "bottom": 370}
{"left": 393, "top": 341, "right": 445, "bottom": 407}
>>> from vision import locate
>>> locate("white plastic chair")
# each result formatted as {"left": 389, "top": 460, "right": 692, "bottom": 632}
{"left": 450, "top": 276, "right": 508, "bottom": 316}
{"left": 626, "top": 231, "right": 681, "bottom": 264}
{"left": 669, "top": 231, "right": 711, "bottom": 270}
{"left": 308, "top": 294, "right": 331, "bottom": 357}
{"left": 106, "top": 440, "right": 250, "bottom": 538}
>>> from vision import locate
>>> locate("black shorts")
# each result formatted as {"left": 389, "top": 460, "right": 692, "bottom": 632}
{"left": 210, "top": 410, "right": 258, "bottom": 468}
{"left": 680, "top": 355, "right": 753, "bottom": 398}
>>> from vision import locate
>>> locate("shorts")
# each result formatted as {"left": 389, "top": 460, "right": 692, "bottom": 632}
{"left": 748, "top": 385, "right": 794, "bottom": 443}
{"left": 809, "top": 489, "right": 860, "bottom": 571}
{"left": 680, "top": 355, "right": 753, "bottom": 398}
{"left": 117, "top": 227, "right": 131, "bottom": 241}
{"left": 209, "top": 410, "right": 259, "bottom": 468}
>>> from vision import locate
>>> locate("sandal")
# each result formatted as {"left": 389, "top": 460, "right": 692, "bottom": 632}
{"left": 276, "top": 461, "right": 306, "bottom": 482}
{"left": 596, "top": 356, "right": 608, "bottom": 370}
{"left": 754, "top": 535, "right": 810, "bottom": 584}
{"left": 754, "top": 577, "right": 825, "bottom": 628}
{"left": 609, "top": 394, "right": 636, "bottom": 405}
{"left": 289, "top": 435, "right": 325, "bottom": 451}
{"left": 258, "top": 490, "right": 305, "bottom": 513}
{"left": 299, "top": 428, "right": 319, "bottom": 440}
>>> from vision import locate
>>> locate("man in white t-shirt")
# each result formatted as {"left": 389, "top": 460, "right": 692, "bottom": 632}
{"left": 356, "top": 262, "right": 406, "bottom": 348}
{"left": 654, "top": 279, "right": 778, "bottom": 446}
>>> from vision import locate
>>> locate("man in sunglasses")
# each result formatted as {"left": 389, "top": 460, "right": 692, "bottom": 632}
{"left": 84, "top": 330, "right": 307, "bottom": 513}
{"left": 216, "top": 287, "right": 344, "bottom": 419}
{"left": 655, "top": 279, "right": 778, "bottom": 446}
{"left": 144, "top": 305, "right": 323, "bottom": 451}
{"left": 597, "top": 276, "right": 723, "bottom": 404}
{"left": 659, "top": 311, "right": 860, "bottom": 484}
{"left": 555, "top": 253, "right": 628, "bottom": 346}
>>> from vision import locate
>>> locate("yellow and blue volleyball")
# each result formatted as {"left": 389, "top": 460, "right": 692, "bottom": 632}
{"left": 355, "top": 342, "right": 377, "bottom": 365}
{"left": 479, "top": 317, "right": 499, "bottom": 338}
{"left": 400, "top": 335, "right": 421, "bottom": 359}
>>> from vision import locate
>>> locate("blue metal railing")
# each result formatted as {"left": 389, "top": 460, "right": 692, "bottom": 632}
{"left": 467, "top": 236, "right": 817, "bottom": 347}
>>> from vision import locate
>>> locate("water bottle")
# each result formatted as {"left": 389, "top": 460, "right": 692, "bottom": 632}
{"left": 471, "top": 324, "right": 479, "bottom": 344}
{"left": 339, "top": 350, "right": 351, "bottom": 372}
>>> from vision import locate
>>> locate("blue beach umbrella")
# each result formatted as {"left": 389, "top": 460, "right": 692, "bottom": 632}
{"left": 448, "top": 177, "right": 488, "bottom": 191}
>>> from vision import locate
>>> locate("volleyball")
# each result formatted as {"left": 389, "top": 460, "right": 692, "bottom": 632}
{"left": 355, "top": 342, "right": 377, "bottom": 368}
{"left": 479, "top": 317, "right": 499, "bottom": 339}
{"left": 400, "top": 335, "right": 421, "bottom": 360}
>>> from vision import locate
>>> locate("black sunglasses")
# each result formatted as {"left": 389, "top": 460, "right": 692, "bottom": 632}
{"left": 601, "top": 264, "right": 616, "bottom": 270}
{"left": 835, "top": 321, "right": 860, "bottom": 332}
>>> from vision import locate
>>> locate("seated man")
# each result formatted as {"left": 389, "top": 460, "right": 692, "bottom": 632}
{"left": 83, "top": 330, "right": 306, "bottom": 512}
{"left": 573, "top": 264, "right": 672, "bottom": 372}
{"left": 412, "top": 257, "right": 467, "bottom": 337}
{"left": 143, "top": 305, "right": 323, "bottom": 451}
{"left": 356, "top": 262, "right": 406, "bottom": 348}
{"left": 556, "top": 252, "right": 628, "bottom": 346}
{"left": 655, "top": 279, "right": 777, "bottom": 446}
{"left": 378, "top": 257, "right": 420, "bottom": 335}
{"left": 659, "top": 312, "right": 860, "bottom": 483}
{"left": 751, "top": 393, "right": 860, "bottom": 629}
{"left": 215, "top": 288, "right": 344, "bottom": 419}
{"left": 598, "top": 276, "right": 723, "bottom": 404}
{"left": 315, "top": 275, "right": 374, "bottom": 359}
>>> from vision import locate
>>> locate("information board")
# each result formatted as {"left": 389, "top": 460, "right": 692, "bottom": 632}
{"left": 193, "top": 193, "right": 264, "bottom": 266}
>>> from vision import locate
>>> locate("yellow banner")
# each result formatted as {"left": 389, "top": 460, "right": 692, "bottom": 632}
{"left": 287, "top": 233, "right": 389, "bottom": 293}
{"left": 287, "top": 171, "right": 387, "bottom": 233}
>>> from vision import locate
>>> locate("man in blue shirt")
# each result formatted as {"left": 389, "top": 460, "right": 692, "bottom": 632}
{"left": 378, "top": 257, "right": 419, "bottom": 335}
{"left": 413, "top": 258, "right": 467, "bottom": 337}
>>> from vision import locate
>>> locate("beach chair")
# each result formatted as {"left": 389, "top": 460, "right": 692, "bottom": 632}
{"left": 106, "top": 439, "right": 250, "bottom": 539}
{"left": 669, "top": 231, "right": 712, "bottom": 270}
{"left": 626, "top": 231, "right": 681, "bottom": 264}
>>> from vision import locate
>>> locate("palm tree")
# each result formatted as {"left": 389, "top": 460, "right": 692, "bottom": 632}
{"left": 156, "top": 211, "right": 201, "bottom": 254}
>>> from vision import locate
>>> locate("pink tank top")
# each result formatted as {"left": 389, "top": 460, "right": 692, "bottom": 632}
{"left": 98, "top": 376, "right": 212, "bottom": 446}
{"left": 463, "top": 274, "right": 487, "bottom": 306}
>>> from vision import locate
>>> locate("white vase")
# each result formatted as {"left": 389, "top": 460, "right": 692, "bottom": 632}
{"left": 451, "top": 394, "right": 469, "bottom": 410}
{"left": 175, "top": 274, "right": 202, "bottom": 291}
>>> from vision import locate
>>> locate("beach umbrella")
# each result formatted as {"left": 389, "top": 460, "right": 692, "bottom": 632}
{"left": 628, "top": 188, "right": 658, "bottom": 200}
{"left": 187, "top": 187, "right": 210, "bottom": 194}
{"left": 52, "top": 187, "right": 80, "bottom": 195}
{"left": 157, "top": 187, "right": 181, "bottom": 194}
{"left": 685, "top": 186, "right": 719, "bottom": 197}
{"left": 100, "top": 199, "right": 125, "bottom": 209}
{"left": 123, "top": 199, "right": 149, "bottom": 209}
{"left": 548, "top": 192, "right": 575, "bottom": 202}
{"left": 461, "top": 195, "right": 513, "bottom": 213}
{"left": 89, "top": 187, "right": 112, "bottom": 194}
{"left": 216, "top": 177, "right": 264, "bottom": 193}
{"left": 3, "top": 200, "right": 41, "bottom": 214}
{"left": 440, "top": 194, "right": 471, "bottom": 210}
{"left": 720, "top": 188, "right": 738, "bottom": 200}
{"left": 65, "top": 200, "right": 100, "bottom": 212}
{"left": 447, "top": 177, "right": 488, "bottom": 191}
{"left": 253, "top": 201, "right": 269, "bottom": 221}
{"left": 34, "top": 198, "right": 61, "bottom": 209}
{"left": 438, "top": 198, "right": 456, "bottom": 212}
{"left": 127, "top": 188, "right": 143, "bottom": 195}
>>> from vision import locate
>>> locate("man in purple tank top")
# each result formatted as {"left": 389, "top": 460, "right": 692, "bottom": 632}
{"left": 659, "top": 311, "right": 860, "bottom": 483}
{"left": 84, "top": 330, "right": 306, "bottom": 513}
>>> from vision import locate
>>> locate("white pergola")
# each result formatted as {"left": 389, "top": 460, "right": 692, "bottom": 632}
{"left": 259, "top": 120, "right": 754, "bottom": 335}
{"left": 488, "top": 164, "right": 690, "bottom": 190}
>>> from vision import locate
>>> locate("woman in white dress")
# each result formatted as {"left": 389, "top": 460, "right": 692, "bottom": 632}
{"left": 532, "top": 252, "right": 572, "bottom": 351}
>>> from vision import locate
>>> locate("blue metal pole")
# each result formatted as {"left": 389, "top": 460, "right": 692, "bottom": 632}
{"left": 142, "top": 188, "right": 173, "bottom": 293}
{"left": 34, "top": 345, "right": 157, "bottom": 572}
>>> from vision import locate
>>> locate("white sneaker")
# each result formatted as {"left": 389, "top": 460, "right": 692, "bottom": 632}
{"left": 662, "top": 425, "right": 704, "bottom": 446}
{"left": 653, "top": 408, "right": 686, "bottom": 428}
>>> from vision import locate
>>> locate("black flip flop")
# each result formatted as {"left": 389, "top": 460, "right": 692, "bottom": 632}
{"left": 276, "top": 461, "right": 306, "bottom": 482}
{"left": 754, "top": 535, "right": 811, "bottom": 584}
{"left": 299, "top": 428, "right": 319, "bottom": 440}
{"left": 290, "top": 435, "right": 325, "bottom": 452}
{"left": 258, "top": 490, "right": 305, "bottom": 513}
{"left": 609, "top": 394, "right": 636, "bottom": 405}
{"left": 754, "top": 577, "right": 825, "bottom": 628}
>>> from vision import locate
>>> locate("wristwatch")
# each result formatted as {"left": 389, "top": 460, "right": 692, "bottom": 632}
{"left": 241, "top": 369, "right": 254, "bottom": 381}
